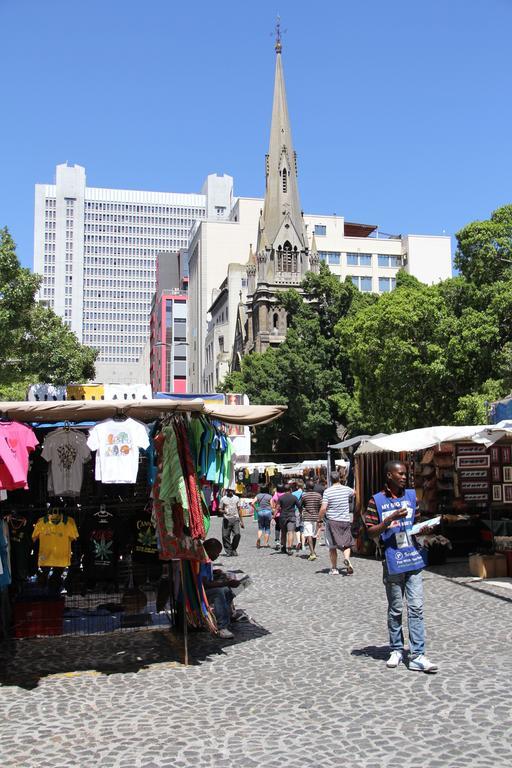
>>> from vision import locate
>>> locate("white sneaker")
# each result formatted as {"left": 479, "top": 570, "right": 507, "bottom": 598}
{"left": 386, "top": 650, "right": 403, "bottom": 668}
{"left": 218, "top": 628, "right": 234, "bottom": 639}
{"left": 409, "top": 654, "right": 438, "bottom": 673}
{"left": 329, "top": 568, "right": 339, "bottom": 575}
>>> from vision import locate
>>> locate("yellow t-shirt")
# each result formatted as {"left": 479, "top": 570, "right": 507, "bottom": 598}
{"left": 32, "top": 517, "right": 79, "bottom": 568}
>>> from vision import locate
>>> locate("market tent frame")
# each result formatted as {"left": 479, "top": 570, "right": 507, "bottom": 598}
{"left": 0, "top": 399, "right": 287, "bottom": 426}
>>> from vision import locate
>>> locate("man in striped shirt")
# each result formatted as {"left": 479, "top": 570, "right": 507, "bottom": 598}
{"left": 319, "top": 471, "right": 356, "bottom": 575}
{"left": 301, "top": 481, "right": 323, "bottom": 561}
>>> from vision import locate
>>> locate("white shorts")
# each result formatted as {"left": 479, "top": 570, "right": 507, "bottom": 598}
{"left": 303, "top": 520, "right": 318, "bottom": 537}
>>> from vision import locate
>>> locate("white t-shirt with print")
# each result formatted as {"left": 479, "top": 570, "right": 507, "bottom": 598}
{"left": 87, "top": 418, "right": 149, "bottom": 484}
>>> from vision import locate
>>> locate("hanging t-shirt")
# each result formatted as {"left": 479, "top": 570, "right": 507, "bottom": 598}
{"left": 8, "top": 516, "right": 35, "bottom": 582}
{"left": 0, "top": 423, "right": 39, "bottom": 491}
{"left": 82, "top": 507, "right": 119, "bottom": 581}
{"left": 87, "top": 418, "right": 149, "bottom": 484}
{"left": 41, "top": 429, "right": 91, "bottom": 497}
{"left": 32, "top": 515, "right": 78, "bottom": 568}
{"left": 132, "top": 506, "right": 159, "bottom": 563}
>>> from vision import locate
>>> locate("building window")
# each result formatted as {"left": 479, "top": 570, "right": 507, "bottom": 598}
{"left": 378, "top": 254, "right": 402, "bottom": 268}
{"left": 282, "top": 167, "right": 287, "bottom": 193}
{"left": 347, "top": 253, "right": 372, "bottom": 267}
{"left": 318, "top": 251, "right": 341, "bottom": 265}
{"left": 314, "top": 224, "right": 326, "bottom": 236}
{"left": 350, "top": 275, "right": 373, "bottom": 292}
{"left": 378, "top": 277, "right": 396, "bottom": 293}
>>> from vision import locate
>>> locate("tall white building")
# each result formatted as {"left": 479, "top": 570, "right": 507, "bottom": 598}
{"left": 33, "top": 163, "right": 232, "bottom": 383}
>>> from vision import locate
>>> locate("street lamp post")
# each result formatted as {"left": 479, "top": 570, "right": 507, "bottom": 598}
{"left": 154, "top": 341, "right": 189, "bottom": 393}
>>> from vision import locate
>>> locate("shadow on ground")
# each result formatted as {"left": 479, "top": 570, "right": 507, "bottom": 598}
{"left": 0, "top": 620, "right": 270, "bottom": 690}
{"left": 350, "top": 645, "right": 390, "bottom": 662}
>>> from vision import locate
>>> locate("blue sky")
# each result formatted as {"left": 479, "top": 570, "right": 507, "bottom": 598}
{"left": 1, "top": 0, "right": 511, "bottom": 269}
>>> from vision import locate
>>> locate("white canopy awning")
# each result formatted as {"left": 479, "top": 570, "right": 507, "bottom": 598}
{"left": 471, "top": 421, "right": 512, "bottom": 446}
{"left": 355, "top": 425, "right": 489, "bottom": 455}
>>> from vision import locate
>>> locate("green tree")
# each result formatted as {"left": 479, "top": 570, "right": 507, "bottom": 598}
{"left": 454, "top": 204, "right": 512, "bottom": 285}
{"left": 0, "top": 227, "right": 97, "bottom": 399}
{"left": 339, "top": 270, "right": 510, "bottom": 433}
{"left": 221, "top": 265, "right": 372, "bottom": 454}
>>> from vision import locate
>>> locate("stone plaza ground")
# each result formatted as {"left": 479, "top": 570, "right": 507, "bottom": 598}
{"left": 1, "top": 516, "right": 511, "bottom": 768}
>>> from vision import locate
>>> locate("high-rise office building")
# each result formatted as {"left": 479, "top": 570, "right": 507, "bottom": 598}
{"left": 33, "top": 163, "right": 232, "bottom": 383}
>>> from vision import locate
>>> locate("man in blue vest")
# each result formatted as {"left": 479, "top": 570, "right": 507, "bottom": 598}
{"left": 364, "top": 460, "right": 438, "bottom": 673}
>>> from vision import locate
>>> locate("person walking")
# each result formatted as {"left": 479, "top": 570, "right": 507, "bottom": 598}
{"left": 251, "top": 485, "right": 273, "bottom": 548}
{"left": 364, "top": 460, "right": 438, "bottom": 673}
{"left": 301, "top": 480, "right": 323, "bottom": 560}
{"left": 278, "top": 484, "right": 303, "bottom": 555}
{"left": 271, "top": 484, "right": 285, "bottom": 550}
{"left": 291, "top": 480, "right": 304, "bottom": 550}
{"left": 220, "top": 488, "right": 244, "bottom": 557}
{"left": 319, "top": 471, "right": 355, "bottom": 575}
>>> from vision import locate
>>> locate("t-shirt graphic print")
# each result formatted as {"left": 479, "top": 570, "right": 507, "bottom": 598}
{"left": 87, "top": 418, "right": 149, "bottom": 484}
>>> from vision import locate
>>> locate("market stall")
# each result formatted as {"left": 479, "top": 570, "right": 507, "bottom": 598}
{"left": 353, "top": 424, "right": 512, "bottom": 570}
{"left": 0, "top": 399, "right": 286, "bottom": 643}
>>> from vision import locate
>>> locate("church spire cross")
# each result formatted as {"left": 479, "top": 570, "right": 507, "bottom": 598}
{"left": 274, "top": 15, "right": 285, "bottom": 53}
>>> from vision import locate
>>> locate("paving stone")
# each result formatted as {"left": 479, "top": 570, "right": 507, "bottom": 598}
{"left": 1, "top": 517, "right": 511, "bottom": 767}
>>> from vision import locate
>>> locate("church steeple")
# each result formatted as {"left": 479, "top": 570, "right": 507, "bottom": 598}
{"left": 256, "top": 29, "right": 308, "bottom": 261}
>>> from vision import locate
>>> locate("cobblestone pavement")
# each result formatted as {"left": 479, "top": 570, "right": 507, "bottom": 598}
{"left": 1, "top": 517, "right": 512, "bottom": 768}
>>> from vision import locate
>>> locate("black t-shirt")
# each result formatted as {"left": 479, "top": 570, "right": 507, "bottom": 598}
{"left": 132, "top": 508, "right": 159, "bottom": 563}
{"left": 279, "top": 492, "right": 301, "bottom": 521}
{"left": 8, "top": 516, "right": 36, "bottom": 581}
{"left": 82, "top": 509, "right": 119, "bottom": 580}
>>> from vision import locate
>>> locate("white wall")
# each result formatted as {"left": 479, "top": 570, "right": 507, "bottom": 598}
{"left": 188, "top": 200, "right": 260, "bottom": 390}
{"left": 403, "top": 235, "right": 453, "bottom": 283}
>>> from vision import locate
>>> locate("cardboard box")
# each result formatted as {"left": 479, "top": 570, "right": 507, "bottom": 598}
{"left": 469, "top": 553, "right": 508, "bottom": 579}
{"left": 494, "top": 553, "right": 508, "bottom": 577}
{"left": 469, "top": 554, "right": 495, "bottom": 578}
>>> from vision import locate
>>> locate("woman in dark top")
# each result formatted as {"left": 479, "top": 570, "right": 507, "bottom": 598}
{"left": 251, "top": 485, "right": 273, "bottom": 548}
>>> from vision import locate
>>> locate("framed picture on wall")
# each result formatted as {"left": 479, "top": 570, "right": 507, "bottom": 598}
{"left": 502, "top": 446, "right": 511, "bottom": 464}
{"left": 493, "top": 485, "right": 503, "bottom": 502}
{"left": 456, "top": 455, "right": 490, "bottom": 469}
{"left": 503, "top": 466, "right": 512, "bottom": 483}
{"left": 490, "top": 446, "right": 501, "bottom": 464}
{"left": 457, "top": 444, "right": 488, "bottom": 455}
{"left": 491, "top": 465, "right": 502, "bottom": 483}
{"left": 503, "top": 485, "right": 512, "bottom": 503}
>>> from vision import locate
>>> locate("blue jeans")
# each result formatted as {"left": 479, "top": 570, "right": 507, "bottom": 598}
{"left": 207, "top": 586, "right": 234, "bottom": 629}
{"left": 383, "top": 566, "right": 425, "bottom": 658}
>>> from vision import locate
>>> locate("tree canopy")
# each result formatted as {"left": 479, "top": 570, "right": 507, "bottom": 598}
{"left": 221, "top": 265, "right": 374, "bottom": 455}
{"left": 222, "top": 205, "right": 512, "bottom": 449}
{"left": 0, "top": 227, "right": 97, "bottom": 399}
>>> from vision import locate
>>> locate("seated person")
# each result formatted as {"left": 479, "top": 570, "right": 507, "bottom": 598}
{"left": 202, "top": 538, "right": 243, "bottom": 639}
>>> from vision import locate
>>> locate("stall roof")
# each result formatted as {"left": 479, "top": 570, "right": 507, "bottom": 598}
{"left": 0, "top": 399, "right": 286, "bottom": 426}
{"left": 355, "top": 425, "right": 489, "bottom": 455}
{"left": 329, "top": 434, "right": 377, "bottom": 449}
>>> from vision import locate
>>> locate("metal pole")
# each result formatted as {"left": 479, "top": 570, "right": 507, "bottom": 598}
{"left": 179, "top": 560, "right": 189, "bottom": 666}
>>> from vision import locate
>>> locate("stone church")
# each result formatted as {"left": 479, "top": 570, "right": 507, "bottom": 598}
{"left": 231, "top": 35, "right": 319, "bottom": 370}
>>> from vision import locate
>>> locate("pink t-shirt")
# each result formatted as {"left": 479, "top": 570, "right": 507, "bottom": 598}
{"left": 0, "top": 423, "right": 39, "bottom": 490}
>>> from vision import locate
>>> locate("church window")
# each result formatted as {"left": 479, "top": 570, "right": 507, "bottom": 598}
{"left": 273, "top": 313, "right": 279, "bottom": 329}
{"left": 282, "top": 241, "right": 293, "bottom": 272}
{"left": 282, "top": 167, "right": 287, "bottom": 193}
